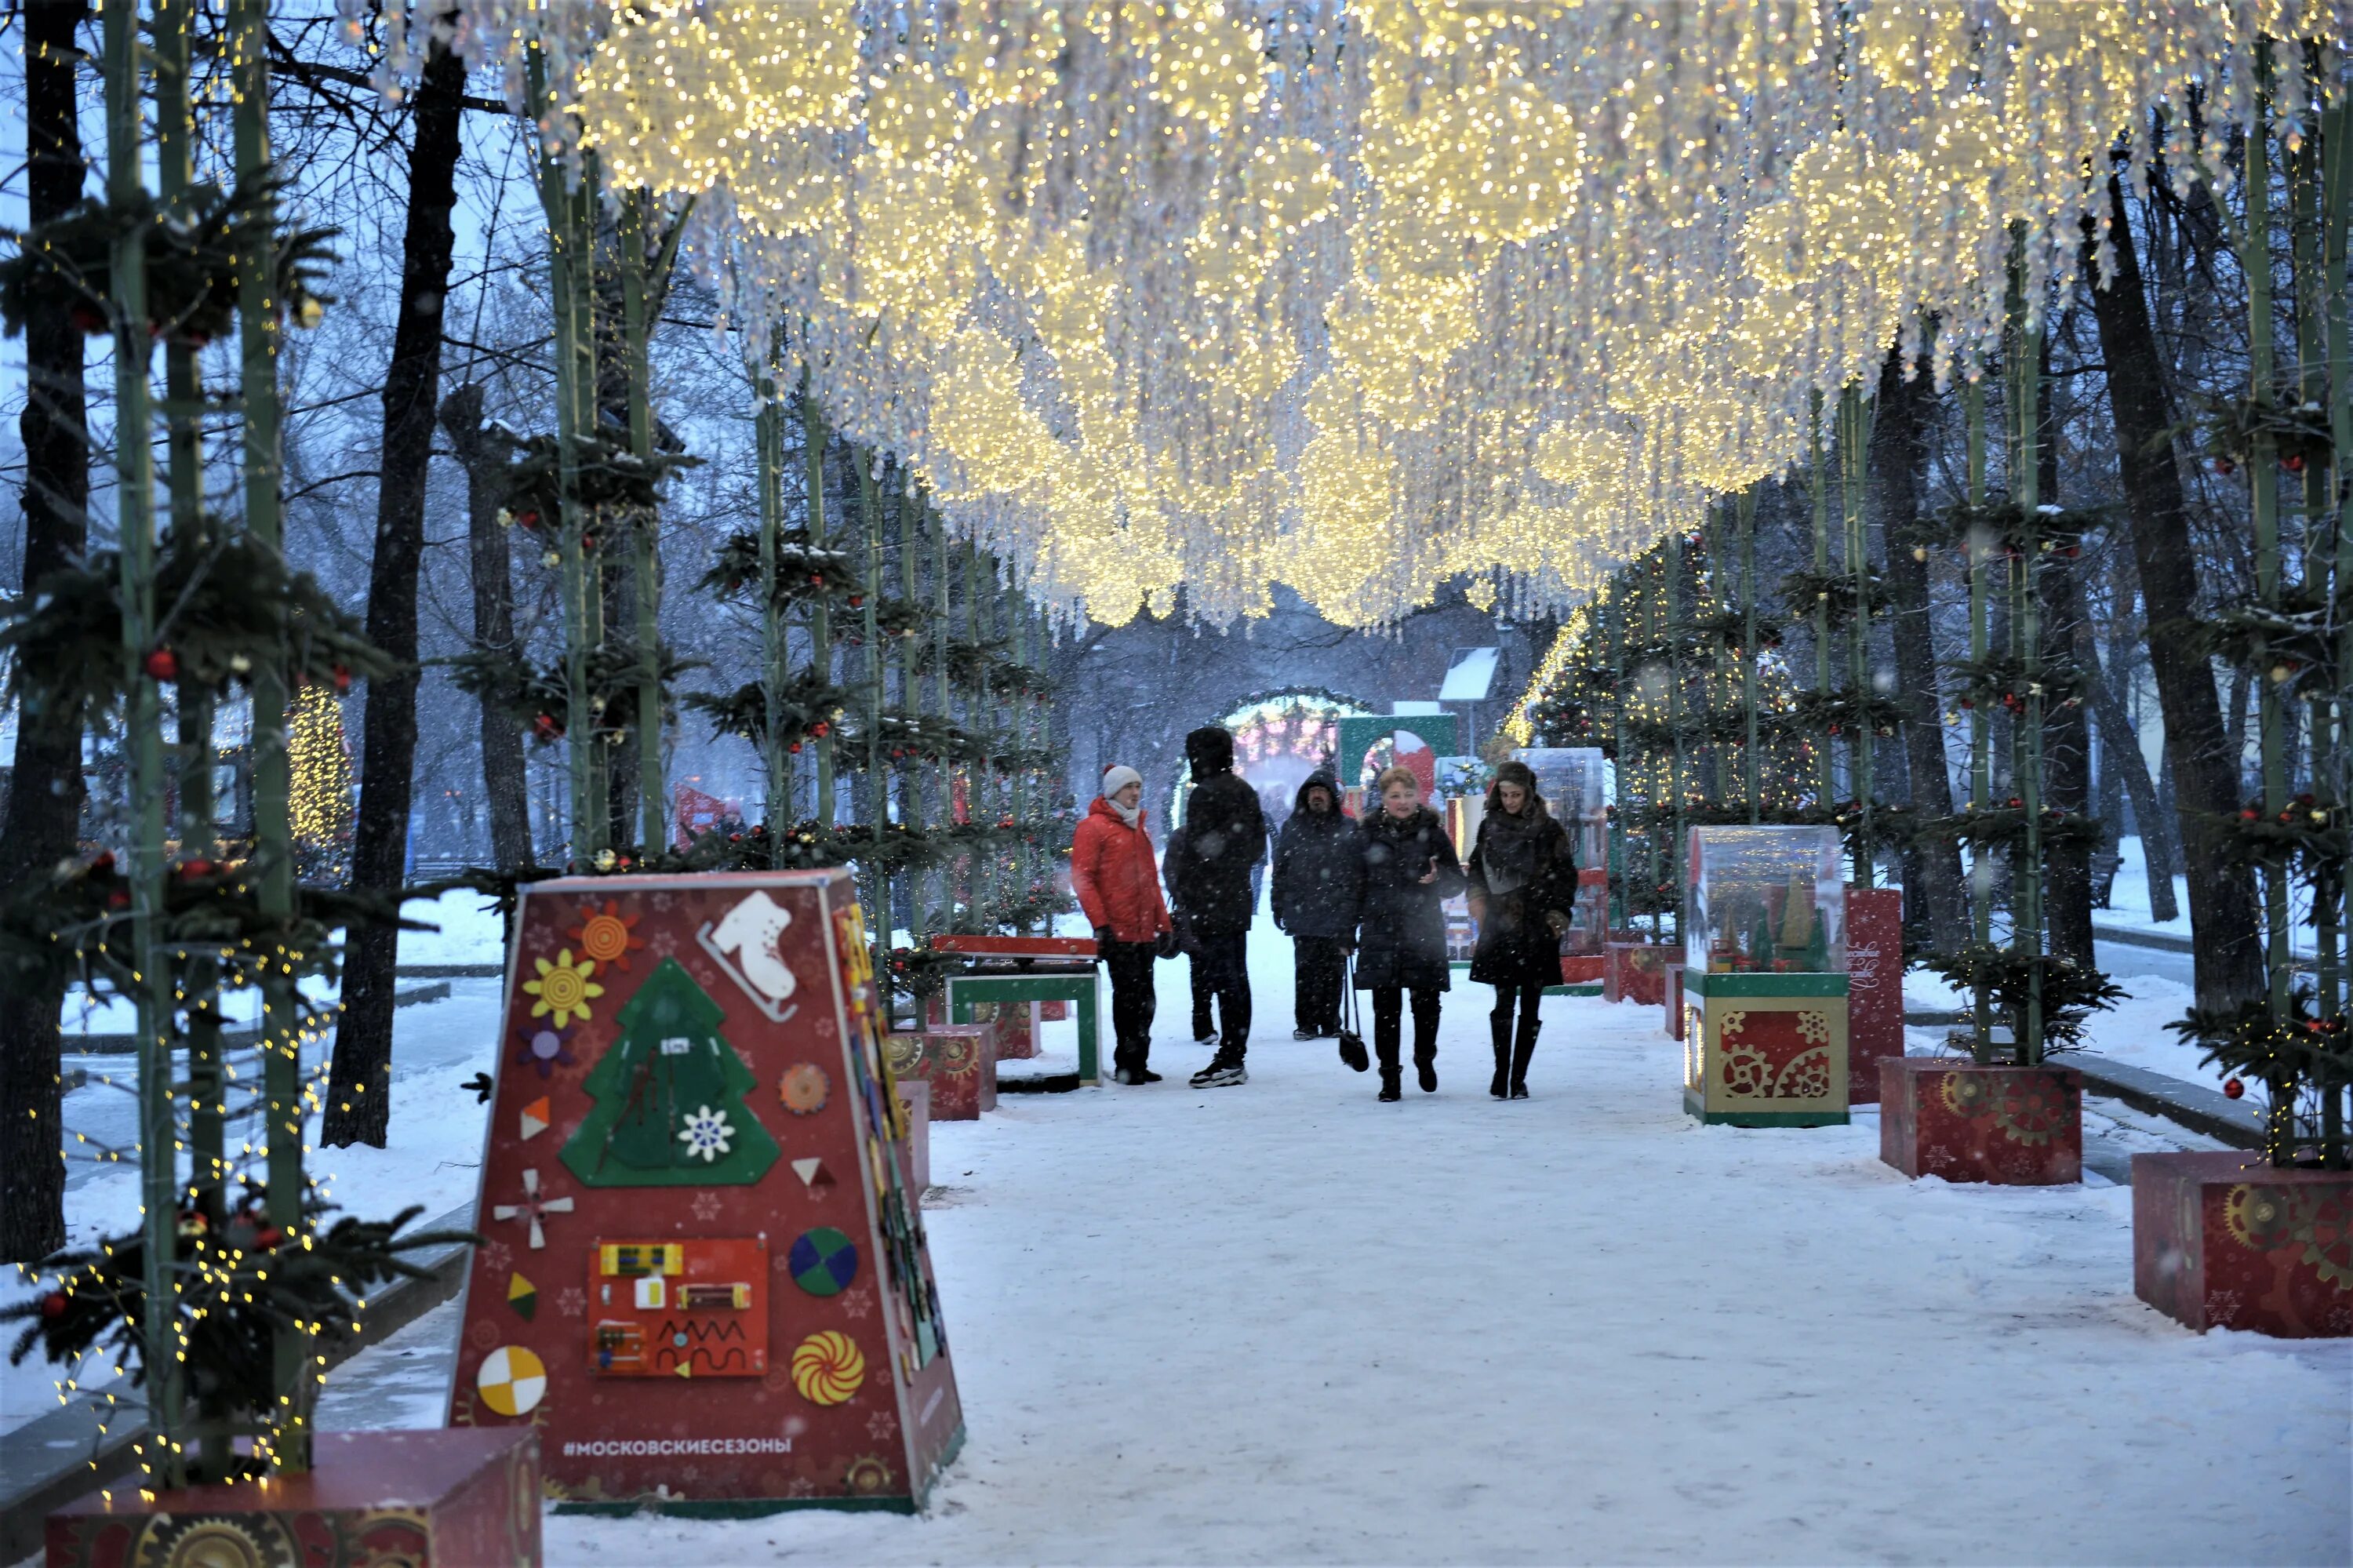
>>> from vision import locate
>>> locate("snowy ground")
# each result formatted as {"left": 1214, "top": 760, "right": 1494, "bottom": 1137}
{"left": 16, "top": 897, "right": 2349, "bottom": 1564}
{"left": 300, "top": 917, "right": 2347, "bottom": 1565}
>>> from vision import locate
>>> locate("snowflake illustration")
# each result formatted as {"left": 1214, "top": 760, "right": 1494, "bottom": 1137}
{"left": 678, "top": 1105, "right": 736, "bottom": 1162}
{"left": 556, "top": 1286, "right": 587, "bottom": 1318}
{"left": 646, "top": 926, "right": 682, "bottom": 958}
{"left": 479, "top": 1239, "right": 513, "bottom": 1275}
{"left": 866, "top": 1409, "right": 899, "bottom": 1442}
{"left": 690, "top": 1191, "right": 723, "bottom": 1222}
{"left": 838, "top": 1285, "right": 875, "bottom": 1321}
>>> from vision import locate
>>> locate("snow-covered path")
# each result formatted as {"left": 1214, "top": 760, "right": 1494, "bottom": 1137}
{"left": 524, "top": 917, "right": 2350, "bottom": 1566}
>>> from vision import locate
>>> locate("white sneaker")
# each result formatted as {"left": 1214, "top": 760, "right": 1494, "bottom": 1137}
{"left": 1189, "top": 1059, "right": 1247, "bottom": 1089}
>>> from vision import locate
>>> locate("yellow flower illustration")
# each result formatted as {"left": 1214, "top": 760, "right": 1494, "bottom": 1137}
{"left": 525, "top": 948, "right": 604, "bottom": 1027}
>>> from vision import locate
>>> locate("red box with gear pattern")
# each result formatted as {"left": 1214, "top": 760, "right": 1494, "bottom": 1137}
{"left": 452, "top": 869, "right": 964, "bottom": 1512}
{"left": 1878, "top": 1056, "right": 2081, "bottom": 1185}
{"left": 2132, "top": 1149, "right": 2353, "bottom": 1337}
{"left": 45, "top": 1430, "right": 538, "bottom": 1568}
{"left": 886, "top": 1024, "right": 995, "bottom": 1120}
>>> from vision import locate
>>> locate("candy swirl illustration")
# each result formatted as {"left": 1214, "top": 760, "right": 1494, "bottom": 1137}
{"left": 791, "top": 1329, "right": 866, "bottom": 1406}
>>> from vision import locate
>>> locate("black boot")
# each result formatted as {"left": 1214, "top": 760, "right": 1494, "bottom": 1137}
{"left": 1509, "top": 1016, "right": 1540, "bottom": 1099}
{"left": 1376, "top": 1038, "right": 1402, "bottom": 1102}
{"left": 1489, "top": 1008, "right": 1512, "bottom": 1099}
{"left": 1413, "top": 995, "right": 1440, "bottom": 1093}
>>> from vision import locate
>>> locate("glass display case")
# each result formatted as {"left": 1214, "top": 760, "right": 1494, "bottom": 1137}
{"left": 1681, "top": 825, "right": 1850, "bottom": 1126}
{"left": 1685, "top": 825, "right": 1847, "bottom": 975}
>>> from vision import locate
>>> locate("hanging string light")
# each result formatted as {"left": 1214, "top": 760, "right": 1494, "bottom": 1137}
{"left": 392, "top": 0, "right": 2348, "bottom": 625}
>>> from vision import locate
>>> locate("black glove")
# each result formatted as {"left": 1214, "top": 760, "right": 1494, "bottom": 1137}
{"left": 1155, "top": 929, "right": 1181, "bottom": 959}
{"left": 1093, "top": 925, "right": 1115, "bottom": 948}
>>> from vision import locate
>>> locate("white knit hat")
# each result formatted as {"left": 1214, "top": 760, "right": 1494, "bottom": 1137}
{"left": 1100, "top": 764, "right": 1143, "bottom": 797}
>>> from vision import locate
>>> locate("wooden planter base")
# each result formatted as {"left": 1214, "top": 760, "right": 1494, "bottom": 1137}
{"left": 2133, "top": 1150, "right": 2353, "bottom": 1337}
{"left": 1605, "top": 942, "right": 1678, "bottom": 1007}
{"left": 1878, "top": 1057, "right": 2081, "bottom": 1185}
{"left": 46, "top": 1430, "right": 538, "bottom": 1568}
{"left": 885, "top": 1024, "right": 995, "bottom": 1120}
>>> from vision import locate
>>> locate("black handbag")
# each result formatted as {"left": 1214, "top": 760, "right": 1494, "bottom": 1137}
{"left": 1336, "top": 951, "right": 1369, "bottom": 1072}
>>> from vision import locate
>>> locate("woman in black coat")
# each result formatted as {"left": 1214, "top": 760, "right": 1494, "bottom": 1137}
{"left": 1270, "top": 766, "right": 1362, "bottom": 1039}
{"left": 1465, "top": 759, "right": 1577, "bottom": 1100}
{"left": 1353, "top": 766, "right": 1467, "bottom": 1101}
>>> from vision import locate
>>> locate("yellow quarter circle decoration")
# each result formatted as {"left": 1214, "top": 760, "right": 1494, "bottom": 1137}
{"left": 476, "top": 1344, "right": 547, "bottom": 1417}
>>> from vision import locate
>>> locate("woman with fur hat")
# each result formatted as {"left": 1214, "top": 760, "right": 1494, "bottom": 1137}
{"left": 1464, "top": 759, "right": 1577, "bottom": 1099}
{"left": 1352, "top": 766, "right": 1467, "bottom": 1101}
{"left": 1071, "top": 763, "right": 1173, "bottom": 1084}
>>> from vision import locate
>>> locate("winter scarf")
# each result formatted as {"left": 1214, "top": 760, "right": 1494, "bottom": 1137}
{"left": 1476, "top": 800, "right": 1552, "bottom": 897}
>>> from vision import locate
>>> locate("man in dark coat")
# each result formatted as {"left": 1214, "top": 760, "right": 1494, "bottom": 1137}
{"left": 1271, "top": 767, "right": 1361, "bottom": 1039}
{"left": 1167, "top": 725, "right": 1267, "bottom": 1087}
{"left": 1162, "top": 818, "right": 1220, "bottom": 1044}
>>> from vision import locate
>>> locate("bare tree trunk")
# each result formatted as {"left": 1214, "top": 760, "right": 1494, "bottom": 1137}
{"left": 325, "top": 38, "right": 467, "bottom": 1147}
{"left": 2081, "top": 617, "right": 2178, "bottom": 921}
{"left": 1868, "top": 347, "right": 1968, "bottom": 951}
{"left": 2086, "top": 174, "right": 2266, "bottom": 1010}
{"left": 1, "top": 0, "right": 89, "bottom": 1263}
{"left": 440, "top": 381, "right": 533, "bottom": 871}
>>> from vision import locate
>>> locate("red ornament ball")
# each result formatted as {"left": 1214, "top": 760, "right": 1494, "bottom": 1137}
{"left": 143, "top": 648, "right": 180, "bottom": 682}
{"left": 2223, "top": 1077, "right": 2246, "bottom": 1100}
{"left": 41, "top": 1291, "right": 67, "bottom": 1319}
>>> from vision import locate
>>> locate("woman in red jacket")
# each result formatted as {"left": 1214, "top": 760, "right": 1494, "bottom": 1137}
{"left": 1071, "top": 765, "right": 1174, "bottom": 1084}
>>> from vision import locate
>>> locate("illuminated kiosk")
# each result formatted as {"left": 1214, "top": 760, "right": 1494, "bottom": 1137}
{"left": 1681, "top": 827, "right": 1850, "bottom": 1127}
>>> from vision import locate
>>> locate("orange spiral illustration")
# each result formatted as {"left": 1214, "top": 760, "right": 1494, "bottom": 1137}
{"left": 790, "top": 1330, "right": 866, "bottom": 1406}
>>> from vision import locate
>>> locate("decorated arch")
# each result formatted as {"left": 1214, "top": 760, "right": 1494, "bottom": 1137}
{"left": 1172, "top": 689, "right": 1366, "bottom": 828}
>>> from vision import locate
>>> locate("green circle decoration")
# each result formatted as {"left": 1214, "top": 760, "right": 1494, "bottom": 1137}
{"left": 787, "top": 1226, "right": 860, "bottom": 1297}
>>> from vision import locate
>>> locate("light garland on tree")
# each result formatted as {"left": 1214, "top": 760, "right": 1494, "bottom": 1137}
{"left": 380, "top": 0, "right": 2351, "bottom": 626}
{"left": 288, "top": 682, "right": 355, "bottom": 881}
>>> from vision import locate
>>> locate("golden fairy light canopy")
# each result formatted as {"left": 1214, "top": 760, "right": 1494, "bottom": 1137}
{"left": 424, "top": 2, "right": 2348, "bottom": 626}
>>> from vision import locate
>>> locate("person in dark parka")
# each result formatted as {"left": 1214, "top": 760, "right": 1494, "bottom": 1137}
{"left": 1465, "top": 759, "right": 1578, "bottom": 1099}
{"left": 1167, "top": 725, "right": 1267, "bottom": 1088}
{"left": 1353, "top": 765, "right": 1467, "bottom": 1101}
{"left": 1162, "top": 817, "right": 1220, "bottom": 1044}
{"left": 1271, "top": 766, "right": 1362, "bottom": 1038}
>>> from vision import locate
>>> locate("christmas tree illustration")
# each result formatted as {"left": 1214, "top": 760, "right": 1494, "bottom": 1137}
{"left": 561, "top": 957, "right": 780, "bottom": 1187}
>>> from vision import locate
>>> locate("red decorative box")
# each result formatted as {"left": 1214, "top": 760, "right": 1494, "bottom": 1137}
{"left": 2133, "top": 1150, "right": 2353, "bottom": 1337}
{"left": 1878, "top": 1057, "right": 2081, "bottom": 1185}
{"left": 886, "top": 1024, "right": 995, "bottom": 1121}
{"left": 1663, "top": 962, "right": 1686, "bottom": 1040}
{"left": 1845, "top": 888, "right": 1904, "bottom": 1104}
{"left": 1558, "top": 955, "right": 1603, "bottom": 984}
{"left": 452, "top": 870, "right": 962, "bottom": 1512}
{"left": 1604, "top": 942, "right": 1678, "bottom": 1007}
{"left": 923, "top": 996, "right": 1033, "bottom": 1057}
{"left": 46, "top": 1429, "right": 538, "bottom": 1568}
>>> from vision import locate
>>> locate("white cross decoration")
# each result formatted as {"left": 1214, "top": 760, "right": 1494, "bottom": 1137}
{"left": 490, "top": 1167, "right": 574, "bottom": 1250}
